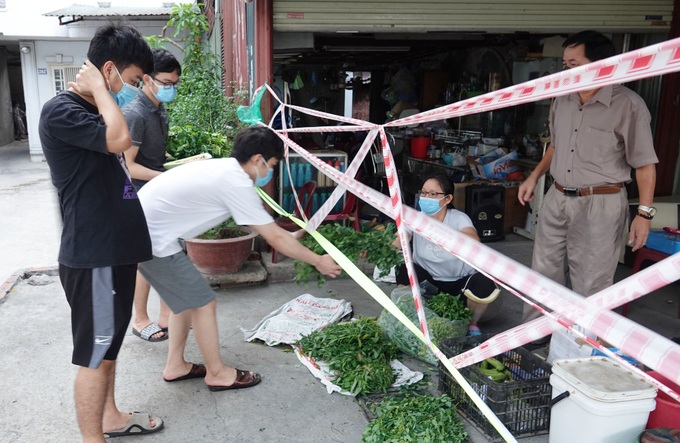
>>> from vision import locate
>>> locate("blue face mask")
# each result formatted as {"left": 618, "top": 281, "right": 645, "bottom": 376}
{"left": 151, "top": 78, "right": 178, "bottom": 103}
{"left": 418, "top": 196, "right": 445, "bottom": 215}
{"left": 254, "top": 158, "right": 273, "bottom": 187}
{"left": 108, "top": 65, "right": 138, "bottom": 108}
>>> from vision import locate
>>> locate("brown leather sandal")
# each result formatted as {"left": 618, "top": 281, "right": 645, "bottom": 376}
{"left": 207, "top": 369, "right": 261, "bottom": 392}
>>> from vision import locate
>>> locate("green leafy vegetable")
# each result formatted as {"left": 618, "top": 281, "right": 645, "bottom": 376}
{"left": 295, "top": 317, "right": 399, "bottom": 395}
{"left": 295, "top": 223, "right": 404, "bottom": 286}
{"left": 362, "top": 394, "right": 469, "bottom": 443}
{"left": 377, "top": 292, "right": 467, "bottom": 365}
{"left": 426, "top": 292, "right": 473, "bottom": 322}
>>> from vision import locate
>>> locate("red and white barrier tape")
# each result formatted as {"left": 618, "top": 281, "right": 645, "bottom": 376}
{"left": 386, "top": 36, "right": 680, "bottom": 127}
{"left": 378, "top": 126, "right": 433, "bottom": 346}
{"left": 251, "top": 35, "right": 680, "bottom": 414}
{"left": 266, "top": 127, "right": 680, "bottom": 393}
{"left": 454, "top": 254, "right": 680, "bottom": 370}
{"left": 455, "top": 257, "right": 680, "bottom": 402}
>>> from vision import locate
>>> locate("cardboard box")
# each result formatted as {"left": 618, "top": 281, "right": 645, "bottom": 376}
{"left": 470, "top": 148, "right": 519, "bottom": 180}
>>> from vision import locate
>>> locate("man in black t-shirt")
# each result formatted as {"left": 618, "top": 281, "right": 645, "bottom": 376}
{"left": 39, "top": 25, "right": 164, "bottom": 440}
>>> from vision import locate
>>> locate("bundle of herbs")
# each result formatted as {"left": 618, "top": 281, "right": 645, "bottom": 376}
{"left": 295, "top": 223, "right": 403, "bottom": 286}
{"left": 295, "top": 317, "right": 399, "bottom": 396}
{"left": 426, "top": 292, "right": 473, "bottom": 323}
{"left": 362, "top": 393, "right": 469, "bottom": 442}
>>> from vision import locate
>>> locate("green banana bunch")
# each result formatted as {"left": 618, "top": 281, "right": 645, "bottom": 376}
{"left": 477, "top": 358, "right": 514, "bottom": 382}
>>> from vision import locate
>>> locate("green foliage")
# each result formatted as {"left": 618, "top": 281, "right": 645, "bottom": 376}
{"left": 294, "top": 223, "right": 404, "bottom": 286}
{"left": 295, "top": 317, "right": 399, "bottom": 396}
{"left": 197, "top": 219, "right": 246, "bottom": 240}
{"left": 362, "top": 394, "right": 468, "bottom": 443}
{"left": 166, "top": 127, "right": 228, "bottom": 160}
{"left": 377, "top": 292, "right": 467, "bottom": 365}
{"left": 426, "top": 292, "right": 473, "bottom": 322}
{"left": 152, "top": 3, "right": 246, "bottom": 160}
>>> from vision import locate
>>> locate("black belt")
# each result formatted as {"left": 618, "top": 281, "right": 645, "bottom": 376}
{"left": 554, "top": 182, "right": 624, "bottom": 197}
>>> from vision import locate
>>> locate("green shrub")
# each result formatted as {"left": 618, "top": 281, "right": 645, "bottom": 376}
{"left": 148, "top": 3, "right": 246, "bottom": 160}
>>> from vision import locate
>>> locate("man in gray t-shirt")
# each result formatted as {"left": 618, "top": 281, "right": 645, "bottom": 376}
{"left": 518, "top": 31, "right": 658, "bottom": 326}
{"left": 123, "top": 49, "right": 181, "bottom": 342}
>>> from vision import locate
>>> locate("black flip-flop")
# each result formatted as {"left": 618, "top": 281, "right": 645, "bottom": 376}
{"left": 103, "top": 412, "right": 164, "bottom": 438}
{"left": 163, "top": 363, "right": 206, "bottom": 383}
{"left": 207, "top": 369, "right": 261, "bottom": 392}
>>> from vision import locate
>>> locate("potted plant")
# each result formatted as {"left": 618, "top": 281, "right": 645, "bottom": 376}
{"left": 184, "top": 220, "right": 259, "bottom": 275}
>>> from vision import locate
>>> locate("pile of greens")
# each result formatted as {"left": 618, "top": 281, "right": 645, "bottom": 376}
{"left": 295, "top": 317, "right": 399, "bottom": 396}
{"left": 377, "top": 293, "right": 467, "bottom": 365}
{"left": 426, "top": 292, "right": 473, "bottom": 322}
{"left": 362, "top": 394, "right": 469, "bottom": 442}
{"left": 295, "top": 223, "right": 404, "bottom": 286}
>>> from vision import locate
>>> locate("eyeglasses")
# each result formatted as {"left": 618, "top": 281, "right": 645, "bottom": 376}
{"left": 418, "top": 190, "right": 447, "bottom": 198}
{"left": 152, "top": 76, "right": 181, "bottom": 88}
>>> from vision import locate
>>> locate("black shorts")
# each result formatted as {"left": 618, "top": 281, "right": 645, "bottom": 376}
{"left": 395, "top": 263, "right": 497, "bottom": 298}
{"left": 59, "top": 264, "right": 136, "bottom": 368}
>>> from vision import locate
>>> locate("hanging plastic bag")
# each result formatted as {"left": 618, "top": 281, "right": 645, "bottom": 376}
{"left": 236, "top": 85, "right": 266, "bottom": 125}
{"left": 291, "top": 72, "right": 304, "bottom": 90}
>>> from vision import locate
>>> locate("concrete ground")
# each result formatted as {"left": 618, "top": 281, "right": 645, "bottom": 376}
{"left": 0, "top": 140, "right": 678, "bottom": 443}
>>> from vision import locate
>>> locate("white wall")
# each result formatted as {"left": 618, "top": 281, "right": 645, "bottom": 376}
{"left": 0, "top": 0, "right": 175, "bottom": 40}
{"left": 1, "top": 0, "right": 190, "bottom": 158}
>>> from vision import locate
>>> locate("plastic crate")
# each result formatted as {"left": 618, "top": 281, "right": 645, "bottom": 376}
{"left": 646, "top": 231, "right": 680, "bottom": 255}
{"left": 438, "top": 334, "right": 552, "bottom": 440}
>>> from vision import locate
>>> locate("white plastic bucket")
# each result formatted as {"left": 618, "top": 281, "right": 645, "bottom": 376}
{"left": 549, "top": 357, "right": 657, "bottom": 443}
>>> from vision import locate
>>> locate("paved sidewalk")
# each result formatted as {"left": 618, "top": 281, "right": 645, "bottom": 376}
{"left": 1, "top": 140, "right": 677, "bottom": 443}
{"left": 0, "top": 141, "right": 60, "bottom": 285}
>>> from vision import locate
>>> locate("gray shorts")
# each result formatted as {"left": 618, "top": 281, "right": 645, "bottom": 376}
{"left": 139, "top": 252, "right": 216, "bottom": 313}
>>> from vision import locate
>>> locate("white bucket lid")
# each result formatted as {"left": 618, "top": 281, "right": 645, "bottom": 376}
{"left": 552, "top": 357, "right": 657, "bottom": 402}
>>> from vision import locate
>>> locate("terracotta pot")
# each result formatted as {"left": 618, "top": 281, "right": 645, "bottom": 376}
{"left": 184, "top": 226, "right": 258, "bottom": 274}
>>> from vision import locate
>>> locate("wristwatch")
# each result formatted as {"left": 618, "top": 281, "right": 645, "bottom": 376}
{"left": 637, "top": 205, "right": 657, "bottom": 220}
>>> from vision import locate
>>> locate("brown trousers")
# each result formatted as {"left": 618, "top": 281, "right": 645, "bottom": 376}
{"left": 522, "top": 185, "right": 628, "bottom": 323}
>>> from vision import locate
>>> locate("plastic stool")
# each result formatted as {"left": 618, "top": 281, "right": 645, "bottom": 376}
{"left": 622, "top": 247, "right": 675, "bottom": 317}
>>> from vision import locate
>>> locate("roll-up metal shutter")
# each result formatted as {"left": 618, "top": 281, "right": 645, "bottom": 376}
{"left": 273, "top": 0, "right": 673, "bottom": 33}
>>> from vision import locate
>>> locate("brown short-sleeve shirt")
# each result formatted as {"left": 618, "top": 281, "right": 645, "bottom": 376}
{"left": 548, "top": 85, "right": 658, "bottom": 187}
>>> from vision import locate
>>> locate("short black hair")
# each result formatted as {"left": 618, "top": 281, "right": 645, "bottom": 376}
{"left": 562, "top": 30, "right": 616, "bottom": 62}
{"left": 87, "top": 25, "right": 153, "bottom": 74}
{"left": 421, "top": 173, "right": 455, "bottom": 209}
{"left": 230, "top": 127, "right": 284, "bottom": 163}
{"left": 152, "top": 48, "right": 181, "bottom": 76}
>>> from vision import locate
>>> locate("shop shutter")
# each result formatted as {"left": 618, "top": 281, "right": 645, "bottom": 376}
{"left": 273, "top": 0, "right": 673, "bottom": 33}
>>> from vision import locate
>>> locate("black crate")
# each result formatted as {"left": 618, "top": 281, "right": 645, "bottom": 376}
{"left": 438, "top": 334, "right": 552, "bottom": 441}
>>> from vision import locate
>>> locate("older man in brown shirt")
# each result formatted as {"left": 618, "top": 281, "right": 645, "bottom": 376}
{"left": 518, "top": 30, "right": 658, "bottom": 325}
